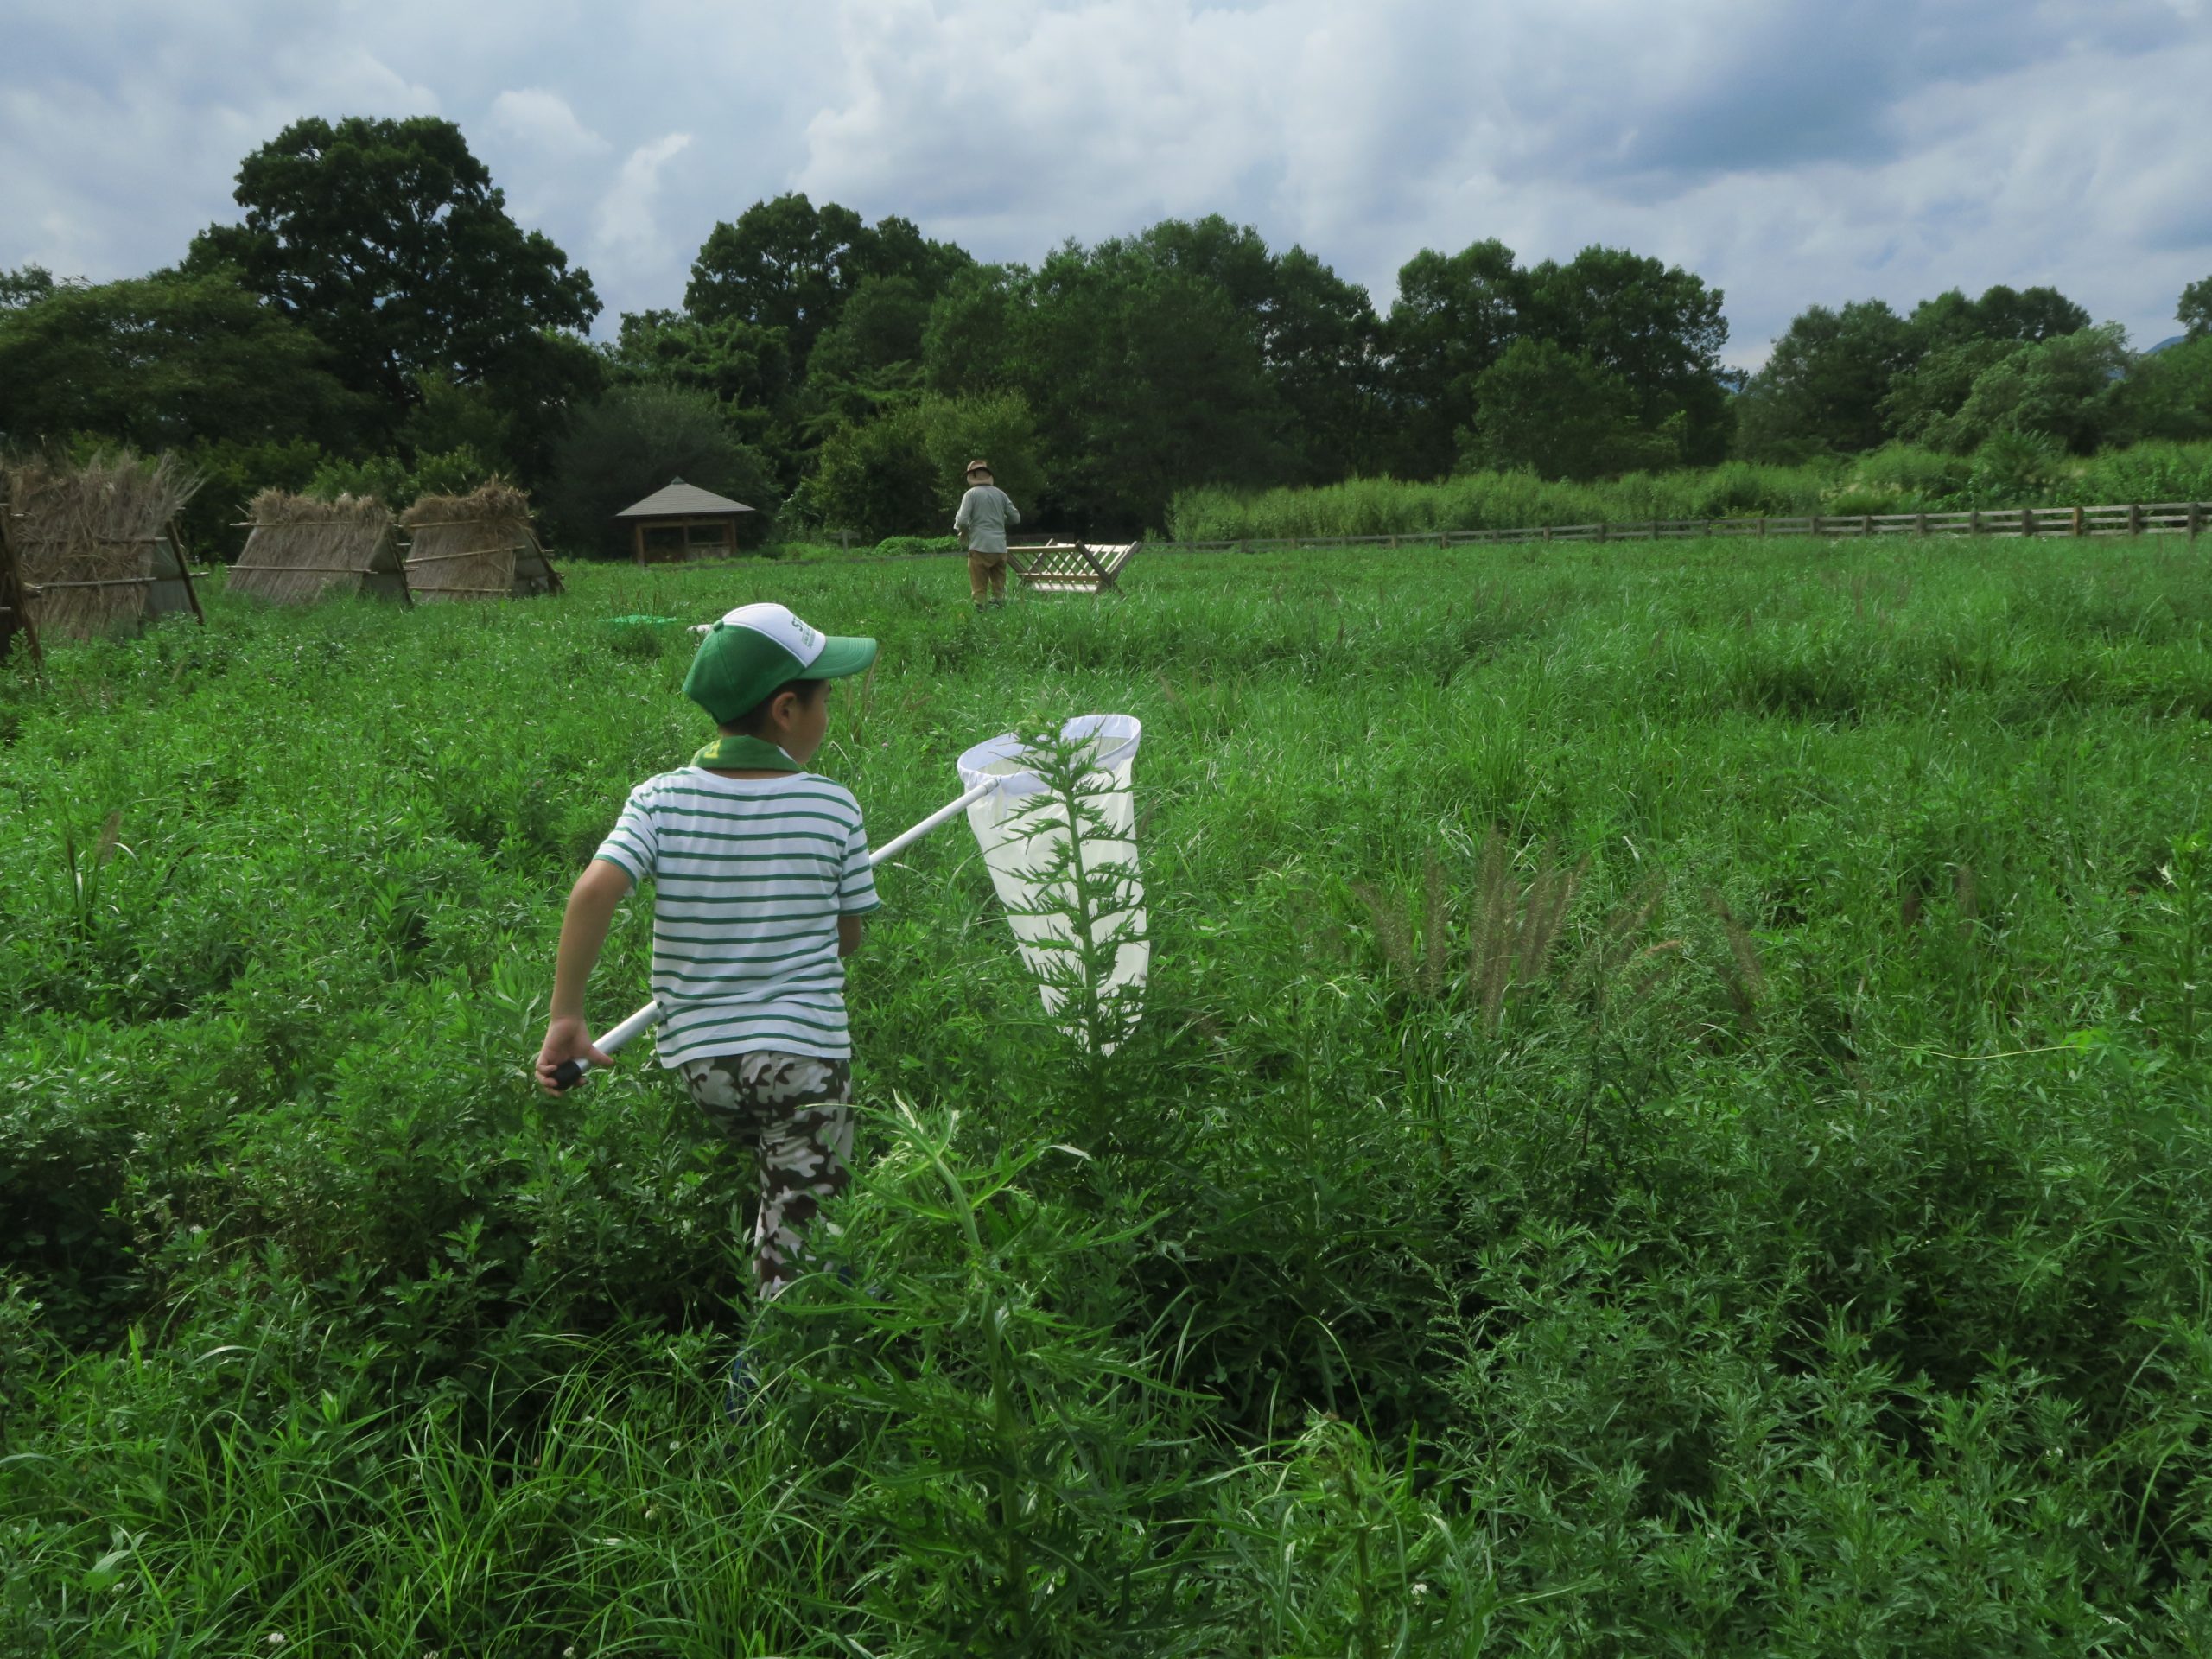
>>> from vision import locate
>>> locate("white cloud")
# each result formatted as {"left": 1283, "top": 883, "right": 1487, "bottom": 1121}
{"left": 1, "top": 0, "right": 2208, "bottom": 359}
{"left": 596, "top": 133, "right": 696, "bottom": 256}
{"left": 488, "top": 89, "right": 607, "bottom": 160}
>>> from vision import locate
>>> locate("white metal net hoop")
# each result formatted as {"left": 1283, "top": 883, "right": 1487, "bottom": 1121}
{"left": 956, "top": 715, "right": 1147, "bottom": 1052}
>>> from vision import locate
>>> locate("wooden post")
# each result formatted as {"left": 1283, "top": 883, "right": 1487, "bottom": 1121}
{"left": 1916, "top": 512, "right": 1929, "bottom": 536}
{"left": 1758, "top": 517, "right": 1767, "bottom": 538}
{"left": 1811, "top": 513, "right": 1822, "bottom": 537}
{"left": 2071, "top": 506, "right": 2083, "bottom": 537}
{"left": 1649, "top": 519, "right": 1659, "bottom": 541}
{"left": 1862, "top": 513, "right": 1873, "bottom": 537}
{"left": 2190, "top": 502, "right": 2204, "bottom": 540}
{"left": 1597, "top": 519, "right": 1608, "bottom": 543}
{"left": 1970, "top": 510, "right": 1981, "bottom": 536}
{"left": 1542, "top": 524, "right": 1553, "bottom": 543}
{"left": 2021, "top": 506, "right": 2035, "bottom": 537}
{"left": 2128, "top": 503, "right": 2143, "bottom": 537}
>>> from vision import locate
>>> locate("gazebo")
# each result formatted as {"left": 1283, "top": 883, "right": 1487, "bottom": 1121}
{"left": 615, "top": 478, "right": 756, "bottom": 564}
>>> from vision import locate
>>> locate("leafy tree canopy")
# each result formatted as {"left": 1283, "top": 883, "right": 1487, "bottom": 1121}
{"left": 2104, "top": 334, "right": 2212, "bottom": 445}
{"left": 803, "top": 391, "right": 1046, "bottom": 543}
{"left": 1382, "top": 239, "right": 1523, "bottom": 480}
{"left": 539, "top": 385, "right": 780, "bottom": 557}
{"left": 685, "top": 194, "right": 969, "bottom": 372}
{"left": 191, "top": 116, "right": 600, "bottom": 411}
{"left": 1464, "top": 338, "right": 1662, "bottom": 480}
{"left": 1907, "top": 284, "right": 2091, "bottom": 351}
{"left": 0, "top": 265, "right": 367, "bottom": 454}
{"left": 1, "top": 264, "right": 67, "bottom": 311}
{"left": 1922, "top": 324, "right": 2130, "bottom": 454}
{"left": 1736, "top": 300, "right": 1916, "bottom": 460}
{"left": 2181, "top": 275, "right": 2212, "bottom": 342}
{"left": 1522, "top": 246, "right": 1731, "bottom": 458}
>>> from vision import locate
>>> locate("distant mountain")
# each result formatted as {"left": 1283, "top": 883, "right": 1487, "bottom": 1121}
{"left": 2143, "top": 334, "right": 2188, "bottom": 356}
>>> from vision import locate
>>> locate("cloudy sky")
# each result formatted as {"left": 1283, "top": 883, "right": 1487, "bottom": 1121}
{"left": 3, "top": 0, "right": 2208, "bottom": 366}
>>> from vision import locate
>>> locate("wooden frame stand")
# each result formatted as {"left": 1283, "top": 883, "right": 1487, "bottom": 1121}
{"left": 1008, "top": 540, "right": 1140, "bottom": 597}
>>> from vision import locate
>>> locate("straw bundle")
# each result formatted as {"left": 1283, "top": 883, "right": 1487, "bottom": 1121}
{"left": 4, "top": 452, "right": 203, "bottom": 640}
{"left": 232, "top": 491, "right": 410, "bottom": 606}
{"left": 0, "top": 480, "right": 35, "bottom": 667}
{"left": 400, "top": 481, "right": 562, "bottom": 603}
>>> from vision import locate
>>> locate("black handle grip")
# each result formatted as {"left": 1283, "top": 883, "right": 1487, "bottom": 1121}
{"left": 551, "top": 1058, "right": 586, "bottom": 1091}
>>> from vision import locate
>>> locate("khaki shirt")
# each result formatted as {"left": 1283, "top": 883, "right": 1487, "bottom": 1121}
{"left": 954, "top": 485, "right": 1020, "bottom": 556}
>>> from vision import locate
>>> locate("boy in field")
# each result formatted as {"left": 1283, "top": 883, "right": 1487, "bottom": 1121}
{"left": 536, "top": 602, "right": 880, "bottom": 1301}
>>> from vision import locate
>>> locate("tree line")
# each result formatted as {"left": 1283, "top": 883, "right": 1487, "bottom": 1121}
{"left": 3, "top": 114, "right": 2207, "bottom": 557}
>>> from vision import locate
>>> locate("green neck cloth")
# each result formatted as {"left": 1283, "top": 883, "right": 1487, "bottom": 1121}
{"left": 692, "top": 734, "right": 804, "bottom": 772}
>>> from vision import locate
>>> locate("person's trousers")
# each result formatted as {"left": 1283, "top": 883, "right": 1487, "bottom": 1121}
{"left": 677, "top": 1052, "right": 854, "bottom": 1299}
{"left": 968, "top": 550, "right": 1007, "bottom": 602}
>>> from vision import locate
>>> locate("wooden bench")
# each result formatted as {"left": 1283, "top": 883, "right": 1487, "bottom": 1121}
{"left": 1007, "top": 540, "right": 1140, "bottom": 597}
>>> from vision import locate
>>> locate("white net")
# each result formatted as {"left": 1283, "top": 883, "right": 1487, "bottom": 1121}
{"left": 957, "top": 715, "right": 1147, "bottom": 1052}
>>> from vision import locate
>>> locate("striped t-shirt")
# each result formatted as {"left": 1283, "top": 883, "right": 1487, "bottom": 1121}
{"left": 591, "top": 768, "right": 881, "bottom": 1065}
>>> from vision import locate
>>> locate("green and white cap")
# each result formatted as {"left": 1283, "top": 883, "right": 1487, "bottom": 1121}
{"left": 683, "top": 601, "right": 878, "bottom": 723}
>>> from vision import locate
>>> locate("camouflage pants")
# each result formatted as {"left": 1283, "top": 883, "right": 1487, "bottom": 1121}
{"left": 677, "top": 1052, "right": 854, "bottom": 1299}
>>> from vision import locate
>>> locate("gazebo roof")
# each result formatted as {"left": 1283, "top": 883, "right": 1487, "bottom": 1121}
{"left": 615, "top": 478, "right": 756, "bottom": 519}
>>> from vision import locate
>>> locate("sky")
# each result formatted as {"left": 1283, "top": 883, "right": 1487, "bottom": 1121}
{"left": 3, "top": 0, "right": 2209, "bottom": 369}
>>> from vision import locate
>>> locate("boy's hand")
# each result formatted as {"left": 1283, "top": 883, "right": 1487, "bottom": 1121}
{"left": 537, "top": 1016, "right": 613, "bottom": 1096}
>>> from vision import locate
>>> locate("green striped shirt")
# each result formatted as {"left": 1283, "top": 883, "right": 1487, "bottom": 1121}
{"left": 593, "top": 768, "right": 880, "bottom": 1065}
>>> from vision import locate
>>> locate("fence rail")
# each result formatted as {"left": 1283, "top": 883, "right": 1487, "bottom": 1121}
{"left": 1144, "top": 500, "right": 2211, "bottom": 556}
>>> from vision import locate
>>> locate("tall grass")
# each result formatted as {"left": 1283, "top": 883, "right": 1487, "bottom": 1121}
{"left": 1167, "top": 440, "right": 2212, "bottom": 541}
{"left": 5, "top": 537, "right": 2212, "bottom": 1649}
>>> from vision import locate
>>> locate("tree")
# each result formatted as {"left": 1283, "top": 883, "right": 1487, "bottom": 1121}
{"left": 2104, "top": 335, "right": 2212, "bottom": 444}
{"left": 1, "top": 264, "right": 62, "bottom": 311}
{"left": 0, "top": 266, "right": 365, "bottom": 454}
{"left": 607, "top": 309, "right": 794, "bottom": 466}
{"left": 1922, "top": 325, "right": 2130, "bottom": 454}
{"left": 1882, "top": 338, "right": 2012, "bottom": 445}
{"left": 1967, "top": 284, "right": 2093, "bottom": 345}
{"left": 1735, "top": 300, "right": 1916, "bottom": 460}
{"left": 685, "top": 194, "right": 968, "bottom": 374}
{"left": 802, "top": 274, "right": 936, "bottom": 432}
{"left": 921, "top": 240, "right": 1281, "bottom": 531}
{"left": 193, "top": 116, "right": 600, "bottom": 416}
{"left": 804, "top": 391, "right": 1047, "bottom": 543}
{"left": 1463, "top": 339, "right": 1650, "bottom": 480}
{"left": 1258, "top": 246, "right": 1384, "bottom": 482}
{"left": 1522, "top": 246, "right": 1732, "bottom": 463}
{"left": 1381, "top": 239, "right": 1524, "bottom": 479}
{"left": 1906, "top": 284, "right": 2090, "bottom": 353}
{"left": 539, "top": 385, "right": 779, "bottom": 558}
{"left": 2182, "top": 276, "right": 2212, "bottom": 342}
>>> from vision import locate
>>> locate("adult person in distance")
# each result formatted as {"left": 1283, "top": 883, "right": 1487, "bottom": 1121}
{"left": 953, "top": 459, "right": 1019, "bottom": 609}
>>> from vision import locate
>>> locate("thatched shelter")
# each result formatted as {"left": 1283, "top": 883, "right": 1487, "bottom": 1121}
{"left": 615, "top": 477, "right": 756, "bottom": 563}
{"left": 0, "top": 482, "right": 38, "bottom": 667}
{"left": 3, "top": 453, "right": 204, "bottom": 641}
{"left": 232, "top": 492, "right": 411, "bottom": 606}
{"left": 400, "top": 483, "right": 563, "bottom": 602}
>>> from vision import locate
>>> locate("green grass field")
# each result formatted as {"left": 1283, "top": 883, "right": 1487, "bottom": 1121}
{"left": 6, "top": 535, "right": 2212, "bottom": 1655}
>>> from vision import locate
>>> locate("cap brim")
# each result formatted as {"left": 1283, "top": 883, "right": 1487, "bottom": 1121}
{"left": 803, "top": 635, "right": 877, "bottom": 681}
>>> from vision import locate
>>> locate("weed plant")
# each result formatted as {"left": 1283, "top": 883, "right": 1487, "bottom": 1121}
{"left": 1169, "top": 439, "right": 2212, "bottom": 542}
{"left": 4, "top": 533, "right": 2212, "bottom": 1651}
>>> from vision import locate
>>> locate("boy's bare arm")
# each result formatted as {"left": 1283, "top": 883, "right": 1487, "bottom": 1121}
{"left": 838, "top": 913, "right": 865, "bottom": 957}
{"left": 536, "top": 859, "right": 635, "bottom": 1094}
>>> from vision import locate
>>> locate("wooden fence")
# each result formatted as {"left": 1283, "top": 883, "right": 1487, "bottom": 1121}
{"left": 1146, "top": 499, "right": 2211, "bottom": 556}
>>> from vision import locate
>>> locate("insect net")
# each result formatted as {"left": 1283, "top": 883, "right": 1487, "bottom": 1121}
{"left": 956, "top": 715, "right": 1147, "bottom": 1052}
